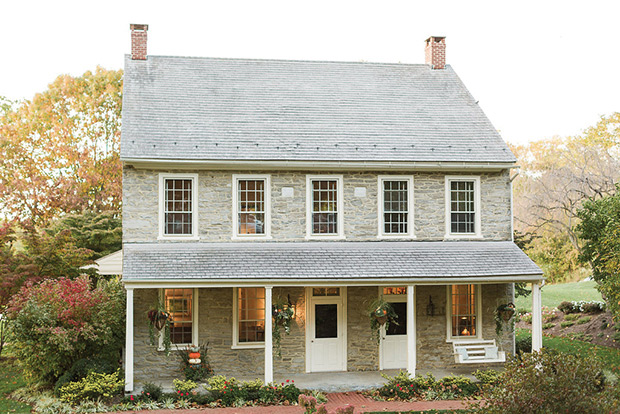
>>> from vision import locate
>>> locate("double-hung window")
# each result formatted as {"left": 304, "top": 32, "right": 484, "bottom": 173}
{"left": 445, "top": 176, "right": 481, "bottom": 238}
{"left": 447, "top": 285, "right": 480, "bottom": 340}
{"left": 233, "top": 287, "right": 266, "bottom": 347}
{"left": 158, "top": 173, "right": 198, "bottom": 239}
{"left": 378, "top": 176, "right": 414, "bottom": 238}
{"left": 159, "top": 288, "right": 198, "bottom": 347}
{"left": 232, "top": 175, "right": 271, "bottom": 239}
{"left": 306, "top": 175, "right": 344, "bottom": 239}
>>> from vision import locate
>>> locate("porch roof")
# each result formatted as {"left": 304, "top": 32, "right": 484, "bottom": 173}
{"left": 122, "top": 241, "right": 542, "bottom": 284}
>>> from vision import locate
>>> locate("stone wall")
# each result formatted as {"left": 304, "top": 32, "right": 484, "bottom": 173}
{"left": 123, "top": 168, "right": 512, "bottom": 243}
{"left": 132, "top": 284, "right": 513, "bottom": 385}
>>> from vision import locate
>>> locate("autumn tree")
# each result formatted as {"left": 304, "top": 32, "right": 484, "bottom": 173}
{"left": 0, "top": 68, "right": 123, "bottom": 226}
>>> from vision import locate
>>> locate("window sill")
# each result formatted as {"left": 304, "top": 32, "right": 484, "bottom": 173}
{"left": 231, "top": 235, "right": 273, "bottom": 241}
{"left": 377, "top": 234, "right": 416, "bottom": 240}
{"left": 446, "top": 336, "right": 482, "bottom": 343}
{"left": 443, "top": 234, "right": 483, "bottom": 240}
{"left": 158, "top": 235, "right": 200, "bottom": 241}
{"left": 158, "top": 343, "right": 192, "bottom": 351}
{"left": 305, "top": 235, "right": 346, "bottom": 241}
{"left": 231, "top": 343, "right": 265, "bottom": 350}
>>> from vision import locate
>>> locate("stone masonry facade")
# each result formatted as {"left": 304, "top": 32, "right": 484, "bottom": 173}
{"left": 132, "top": 284, "right": 513, "bottom": 385}
{"left": 123, "top": 168, "right": 512, "bottom": 243}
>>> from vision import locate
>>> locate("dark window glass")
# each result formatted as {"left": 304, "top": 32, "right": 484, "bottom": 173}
{"left": 386, "top": 302, "right": 407, "bottom": 335}
{"left": 315, "top": 304, "right": 338, "bottom": 338}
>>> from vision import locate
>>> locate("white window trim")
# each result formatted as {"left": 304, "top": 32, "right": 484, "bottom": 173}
{"left": 305, "top": 175, "right": 345, "bottom": 240}
{"left": 158, "top": 173, "right": 199, "bottom": 240}
{"left": 232, "top": 174, "right": 272, "bottom": 240}
{"left": 377, "top": 176, "right": 415, "bottom": 239}
{"left": 445, "top": 284, "right": 482, "bottom": 342}
{"left": 444, "top": 175, "right": 482, "bottom": 239}
{"left": 157, "top": 288, "right": 199, "bottom": 350}
{"left": 232, "top": 287, "right": 266, "bottom": 349}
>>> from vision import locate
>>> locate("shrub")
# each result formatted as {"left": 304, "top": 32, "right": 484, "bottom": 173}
{"left": 558, "top": 301, "right": 577, "bottom": 314}
{"left": 580, "top": 301, "right": 606, "bottom": 313}
{"left": 564, "top": 313, "right": 581, "bottom": 321}
{"left": 542, "top": 322, "right": 555, "bottom": 330}
{"left": 202, "top": 375, "right": 301, "bottom": 407}
{"left": 519, "top": 313, "right": 533, "bottom": 324}
{"left": 54, "top": 357, "right": 116, "bottom": 395}
{"left": 141, "top": 382, "right": 163, "bottom": 401}
{"left": 561, "top": 321, "right": 575, "bottom": 328}
{"left": 471, "top": 350, "right": 618, "bottom": 413}
{"left": 473, "top": 369, "right": 502, "bottom": 386}
{"left": 177, "top": 343, "right": 214, "bottom": 382}
{"left": 577, "top": 316, "right": 592, "bottom": 324}
{"left": 58, "top": 369, "right": 124, "bottom": 404}
{"left": 173, "top": 378, "right": 197, "bottom": 394}
{"left": 377, "top": 371, "right": 479, "bottom": 400}
{"left": 515, "top": 334, "right": 532, "bottom": 354}
{"left": 6, "top": 277, "right": 125, "bottom": 384}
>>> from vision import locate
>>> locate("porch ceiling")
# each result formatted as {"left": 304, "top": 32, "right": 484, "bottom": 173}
{"left": 123, "top": 241, "right": 542, "bottom": 285}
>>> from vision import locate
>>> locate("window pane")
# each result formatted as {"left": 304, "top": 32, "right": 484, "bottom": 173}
{"left": 449, "top": 180, "right": 475, "bottom": 234}
{"left": 238, "top": 179, "right": 266, "bottom": 235}
{"left": 165, "top": 289, "right": 193, "bottom": 344}
{"left": 451, "top": 285, "right": 476, "bottom": 337}
{"left": 312, "top": 180, "right": 338, "bottom": 234}
{"left": 238, "top": 287, "right": 265, "bottom": 343}
{"left": 383, "top": 180, "right": 408, "bottom": 234}
{"left": 164, "top": 179, "right": 193, "bottom": 235}
{"left": 386, "top": 302, "right": 407, "bottom": 335}
{"left": 315, "top": 304, "right": 338, "bottom": 338}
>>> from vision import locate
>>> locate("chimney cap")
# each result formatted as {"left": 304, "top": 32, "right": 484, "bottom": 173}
{"left": 130, "top": 24, "right": 149, "bottom": 31}
{"left": 425, "top": 36, "right": 446, "bottom": 43}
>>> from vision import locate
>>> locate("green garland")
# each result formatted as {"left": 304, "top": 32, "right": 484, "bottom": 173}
{"left": 272, "top": 297, "right": 294, "bottom": 358}
{"left": 147, "top": 303, "right": 173, "bottom": 355}
{"left": 494, "top": 302, "right": 516, "bottom": 339}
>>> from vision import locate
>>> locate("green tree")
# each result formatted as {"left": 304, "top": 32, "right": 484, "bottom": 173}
{"left": 576, "top": 185, "right": 620, "bottom": 317}
{"left": 0, "top": 68, "right": 123, "bottom": 226}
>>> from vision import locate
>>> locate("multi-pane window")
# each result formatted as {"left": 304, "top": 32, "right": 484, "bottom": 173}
{"left": 311, "top": 180, "right": 339, "bottom": 235}
{"left": 237, "top": 288, "right": 265, "bottom": 344}
{"left": 237, "top": 180, "right": 265, "bottom": 235}
{"left": 449, "top": 179, "right": 476, "bottom": 234}
{"left": 312, "top": 287, "right": 340, "bottom": 296}
{"left": 383, "top": 287, "right": 407, "bottom": 295}
{"left": 380, "top": 179, "right": 411, "bottom": 235}
{"left": 450, "top": 285, "right": 477, "bottom": 337}
{"left": 164, "top": 288, "right": 193, "bottom": 344}
{"left": 164, "top": 178, "right": 193, "bottom": 236}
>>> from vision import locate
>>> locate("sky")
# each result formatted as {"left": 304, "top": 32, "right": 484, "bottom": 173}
{"left": 1, "top": 0, "right": 619, "bottom": 145}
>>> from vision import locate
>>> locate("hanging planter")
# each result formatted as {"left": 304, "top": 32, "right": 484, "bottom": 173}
{"left": 147, "top": 303, "right": 172, "bottom": 355}
{"left": 368, "top": 298, "right": 398, "bottom": 344}
{"left": 272, "top": 296, "right": 295, "bottom": 358}
{"left": 494, "top": 302, "right": 516, "bottom": 340}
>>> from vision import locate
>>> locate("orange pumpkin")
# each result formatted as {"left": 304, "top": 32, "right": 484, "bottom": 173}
{"left": 189, "top": 352, "right": 201, "bottom": 359}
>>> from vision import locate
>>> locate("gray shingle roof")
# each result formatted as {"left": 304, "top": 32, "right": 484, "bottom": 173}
{"left": 121, "top": 55, "right": 516, "bottom": 163}
{"left": 122, "top": 241, "right": 541, "bottom": 281}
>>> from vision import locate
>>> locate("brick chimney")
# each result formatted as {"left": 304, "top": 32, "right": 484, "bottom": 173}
{"left": 130, "top": 24, "right": 148, "bottom": 60}
{"left": 425, "top": 36, "right": 446, "bottom": 69}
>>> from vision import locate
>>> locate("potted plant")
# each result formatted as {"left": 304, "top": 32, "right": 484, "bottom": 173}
{"left": 147, "top": 303, "right": 172, "bottom": 355}
{"left": 368, "top": 298, "right": 398, "bottom": 343}
{"left": 494, "top": 302, "right": 516, "bottom": 339}
{"left": 272, "top": 297, "right": 295, "bottom": 358}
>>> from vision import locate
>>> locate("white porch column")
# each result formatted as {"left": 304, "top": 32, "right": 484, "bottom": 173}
{"left": 125, "top": 287, "right": 134, "bottom": 392}
{"left": 407, "top": 285, "right": 416, "bottom": 376}
{"left": 531, "top": 282, "right": 543, "bottom": 351}
{"left": 264, "top": 286, "right": 273, "bottom": 384}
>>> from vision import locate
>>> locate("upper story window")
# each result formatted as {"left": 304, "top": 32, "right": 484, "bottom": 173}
{"left": 445, "top": 176, "right": 481, "bottom": 238}
{"left": 306, "top": 175, "right": 344, "bottom": 239}
{"left": 232, "top": 175, "right": 271, "bottom": 239}
{"left": 158, "top": 173, "right": 198, "bottom": 239}
{"left": 378, "top": 176, "right": 414, "bottom": 238}
{"left": 447, "top": 284, "right": 480, "bottom": 340}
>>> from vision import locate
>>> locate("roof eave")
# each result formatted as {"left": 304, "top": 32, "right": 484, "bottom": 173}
{"left": 122, "top": 158, "right": 517, "bottom": 172}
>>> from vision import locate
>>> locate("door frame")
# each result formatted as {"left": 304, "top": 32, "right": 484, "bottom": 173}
{"left": 378, "top": 287, "right": 409, "bottom": 371}
{"left": 305, "top": 286, "right": 348, "bottom": 373}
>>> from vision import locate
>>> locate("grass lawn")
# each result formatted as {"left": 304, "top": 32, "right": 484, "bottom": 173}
{"left": 515, "top": 280, "right": 603, "bottom": 312}
{"left": 516, "top": 328, "right": 620, "bottom": 370}
{"left": 0, "top": 357, "right": 31, "bottom": 414}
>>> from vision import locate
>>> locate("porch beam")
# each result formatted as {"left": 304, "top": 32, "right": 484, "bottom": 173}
{"left": 407, "top": 285, "right": 416, "bottom": 375}
{"left": 125, "top": 288, "right": 134, "bottom": 392}
{"left": 531, "top": 282, "right": 543, "bottom": 351}
{"left": 264, "top": 286, "right": 273, "bottom": 384}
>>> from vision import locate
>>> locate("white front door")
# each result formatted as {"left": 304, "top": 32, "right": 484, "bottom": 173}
{"left": 380, "top": 293, "right": 408, "bottom": 370}
{"left": 307, "top": 287, "right": 346, "bottom": 372}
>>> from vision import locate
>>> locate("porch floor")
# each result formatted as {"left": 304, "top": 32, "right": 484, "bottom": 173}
{"left": 270, "top": 367, "right": 479, "bottom": 392}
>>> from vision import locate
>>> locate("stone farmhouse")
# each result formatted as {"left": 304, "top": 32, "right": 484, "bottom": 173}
{"left": 121, "top": 24, "right": 544, "bottom": 392}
